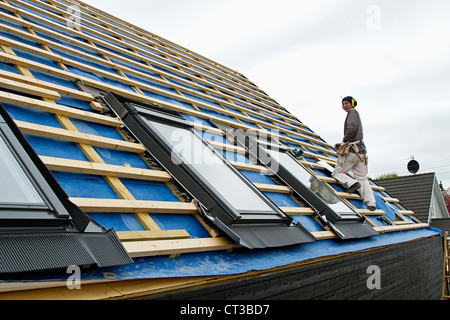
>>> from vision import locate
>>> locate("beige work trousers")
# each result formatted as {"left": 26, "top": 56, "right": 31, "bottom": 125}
{"left": 332, "top": 152, "right": 376, "bottom": 207}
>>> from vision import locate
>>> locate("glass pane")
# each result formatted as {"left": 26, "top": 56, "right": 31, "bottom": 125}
{"left": 265, "top": 148, "right": 355, "bottom": 216}
{"left": 148, "top": 120, "right": 275, "bottom": 213}
{"left": 0, "top": 135, "right": 44, "bottom": 205}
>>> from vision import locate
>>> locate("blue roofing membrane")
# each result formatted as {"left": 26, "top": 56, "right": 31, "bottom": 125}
{"left": 0, "top": 0, "right": 441, "bottom": 282}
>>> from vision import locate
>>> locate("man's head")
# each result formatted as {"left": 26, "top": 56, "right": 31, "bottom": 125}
{"left": 342, "top": 96, "right": 357, "bottom": 112}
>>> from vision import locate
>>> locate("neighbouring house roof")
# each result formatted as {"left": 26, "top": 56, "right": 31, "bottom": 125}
{"left": 374, "top": 173, "right": 449, "bottom": 223}
{"left": 374, "top": 173, "right": 435, "bottom": 222}
{"left": 0, "top": 0, "right": 439, "bottom": 297}
{"left": 429, "top": 218, "right": 450, "bottom": 232}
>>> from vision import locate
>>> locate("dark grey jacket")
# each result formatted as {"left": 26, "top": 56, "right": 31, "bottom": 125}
{"left": 343, "top": 109, "right": 367, "bottom": 154}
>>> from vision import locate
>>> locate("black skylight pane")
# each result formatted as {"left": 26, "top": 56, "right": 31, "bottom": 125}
{"left": 226, "top": 128, "right": 379, "bottom": 240}
{"left": 103, "top": 92, "right": 316, "bottom": 249}
{"left": 0, "top": 104, "right": 132, "bottom": 274}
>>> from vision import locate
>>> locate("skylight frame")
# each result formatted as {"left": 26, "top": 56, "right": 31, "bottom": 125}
{"left": 225, "top": 127, "right": 379, "bottom": 240}
{"left": 104, "top": 92, "right": 317, "bottom": 249}
{"left": 0, "top": 103, "right": 133, "bottom": 274}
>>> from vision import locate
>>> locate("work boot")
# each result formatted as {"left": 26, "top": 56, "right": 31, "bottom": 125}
{"left": 346, "top": 182, "right": 361, "bottom": 194}
{"left": 367, "top": 206, "right": 377, "bottom": 211}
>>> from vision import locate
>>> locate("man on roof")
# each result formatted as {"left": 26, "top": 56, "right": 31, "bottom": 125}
{"left": 332, "top": 96, "right": 377, "bottom": 211}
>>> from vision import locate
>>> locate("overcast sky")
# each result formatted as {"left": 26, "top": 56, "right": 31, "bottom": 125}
{"left": 86, "top": 0, "right": 450, "bottom": 188}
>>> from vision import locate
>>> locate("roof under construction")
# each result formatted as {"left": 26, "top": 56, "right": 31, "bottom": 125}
{"left": 0, "top": 0, "right": 443, "bottom": 300}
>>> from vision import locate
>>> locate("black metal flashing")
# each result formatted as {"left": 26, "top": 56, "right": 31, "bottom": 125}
{"left": 0, "top": 104, "right": 133, "bottom": 275}
{"left": 0, "top": 230, "right": 130, "bottom": 274}
{"left": 103, "top": 92, "right": 316, "bottom": 249}
{"left": 221, "top": 127, "right": 378, "bottom": 240}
